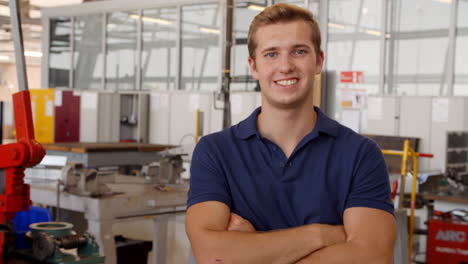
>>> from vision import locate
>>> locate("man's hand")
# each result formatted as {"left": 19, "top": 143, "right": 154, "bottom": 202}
{"left": 227, "top": 213, "right": 256, "bottom": 232}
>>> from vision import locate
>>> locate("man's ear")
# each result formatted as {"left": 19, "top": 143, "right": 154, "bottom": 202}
{"left": 248, "top": 56, "right": 259, "bottom": 80}
{"left": 315, "top": 51, "right": 325, "bottom": 75}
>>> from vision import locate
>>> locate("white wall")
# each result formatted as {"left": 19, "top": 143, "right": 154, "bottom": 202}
{"left": 0, "top": 63, "right": 42, "bottom": 102}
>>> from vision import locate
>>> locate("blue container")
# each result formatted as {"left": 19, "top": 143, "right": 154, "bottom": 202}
{"left": 12, "top": 206, "right": 53, "bottom": 249}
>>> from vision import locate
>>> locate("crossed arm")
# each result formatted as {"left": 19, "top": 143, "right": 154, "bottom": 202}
{"left": 186, "top": 201, "right": 396, "bottom": 264}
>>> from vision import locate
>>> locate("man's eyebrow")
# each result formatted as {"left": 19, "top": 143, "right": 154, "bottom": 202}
{"left": 260, "top": 44, "right": 312, "bottom": 53}
{"left": 260, "top": 47, "right": 278, "bottom": 53}
{"left": 292, "top": 44, "right": 311, "bottom": 49}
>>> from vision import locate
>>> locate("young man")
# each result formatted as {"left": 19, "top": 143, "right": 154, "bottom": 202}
{"left": 186, "top": 3, "right": 396, "bottom": 263}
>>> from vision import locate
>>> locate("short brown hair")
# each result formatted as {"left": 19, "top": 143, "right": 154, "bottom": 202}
{"left": 247, "top": 3, "right": 321, "bottom": 60}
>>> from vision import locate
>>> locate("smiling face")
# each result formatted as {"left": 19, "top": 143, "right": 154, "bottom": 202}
{"left": 248, "top": 20, "right": 324, "bottom": 110}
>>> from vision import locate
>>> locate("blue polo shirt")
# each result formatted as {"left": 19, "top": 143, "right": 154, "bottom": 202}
{"left": 188, "top": 107, "right": 393, "bottom": 231}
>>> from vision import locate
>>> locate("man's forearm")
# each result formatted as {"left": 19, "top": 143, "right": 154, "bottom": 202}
{"left": 295, "top": 241, "right": 393, "bottom": 264}
{"left": 190, "top": 224, "right": 343, "bottom": 264}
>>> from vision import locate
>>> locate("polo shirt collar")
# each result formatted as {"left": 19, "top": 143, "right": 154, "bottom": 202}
{"left": 234, "top": 106, "right": 339, "bottom": 140}
{"left": 234, "top": 107, "right": 261, "bottom": 139}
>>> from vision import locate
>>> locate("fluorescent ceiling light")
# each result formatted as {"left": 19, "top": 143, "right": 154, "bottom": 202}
{"left": 30, "top": 0, "right": 83, "bottom": 7}
{"left": 30, "top": 25, "right": 42, "bottom": 32}
{"left": 25, "top": 51, "right": 42, "bottom": 57}
{"left": 199, "top": 26, "right": 220, "bottom": 34}
{"left": 0, "top": 5, "right": 10, "bottom": 16}
{"left": 29, "top": 9, "right": 41, "bottom": 19}
{"left": 328, "top": 22, "right": 346, "bottom": 29}
{"left": 433, "top": 0, "right": 451, "bottom": 3}
{"left": 129, "top": 14, "right": 173, "bottom": 25}
{"left": 247, "top": 4, "right": 266, "bottom": 11}
{"left": 0, "top": 55, "right": 10, "bottom": 61}
{"left": 364, "top": 29, "right": 382, "bottom": 36}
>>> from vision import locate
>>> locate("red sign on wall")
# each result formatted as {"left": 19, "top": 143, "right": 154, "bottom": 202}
{"left": 340, "top": 71, "right": 363, "bottom": 83}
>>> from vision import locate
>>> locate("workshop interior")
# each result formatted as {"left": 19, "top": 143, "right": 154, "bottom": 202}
{"left": 0, "top": 0, "right": 468, "bottom": 263}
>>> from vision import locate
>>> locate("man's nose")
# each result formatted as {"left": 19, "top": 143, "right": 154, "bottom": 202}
{"left": 278, "top": 55, "right": 295, "bottom": 73}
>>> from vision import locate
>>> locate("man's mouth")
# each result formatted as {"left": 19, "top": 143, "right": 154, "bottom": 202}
{"left": 274, "top": 79, "right": 298, "bottom": 86}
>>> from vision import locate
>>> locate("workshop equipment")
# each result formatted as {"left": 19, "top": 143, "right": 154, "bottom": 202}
{"left": 427, "top": 216, "right": 468, "bottom": 263}
{"left": 141, "top": 153, "right": 186, "bottom": 185}
{"left": 382, "top": 140, "right": 433, "bottom": 263}
{"left": 0, "top": 101, "right": 3, "bottom": 145}
{"left": 0, "top": 0, "right": 46, "bottom": 262}
{"left": 25, "top": 222, "right": 104, "bottom": 263}
{"left": 62, "top": 164, "right": 113, "bottom": 197}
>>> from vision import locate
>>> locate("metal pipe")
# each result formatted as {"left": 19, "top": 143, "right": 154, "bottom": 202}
{"left": 195, "top": 109, "right": 200, "bottom": 143}
{"left": 408, "top": 149, "right": 419, "bottom": 264}
{"left": 222, "top": 0, "right": 233, "bottom": 129}
{"left": 398, "top": 139, "right": 410, "bottom": 209}
{"left": 8, "top": 0, "right": 28, "bottom": 92}
{"left": 382, "top": 150, "right": 433, "bottom": 158}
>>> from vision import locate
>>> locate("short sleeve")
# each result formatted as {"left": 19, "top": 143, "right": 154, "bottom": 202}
{"left": 345, "top": 140, "right": 394, "bottom": 215}
{"left": 187, "top": 136, "right": 232, "bottom": 209}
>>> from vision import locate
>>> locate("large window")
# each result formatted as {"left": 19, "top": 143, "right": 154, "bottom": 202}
{"left": 106, "top": 11, "right": 138, "bottom": 91}
{"left": 49, "top": 17, "right": 71, "bottom": 88}
{"left": 181, "top": 4, "right": 221, "bottom": 91}
{"left": 45, "top": 0, "right": 464, "bottom": 98}
{"left": 141, "top": 8, "right": 177, "bottom": 91}
{"left": 392, "top": 0, "right": 451, "bottom": 96}
{"left": 327, "top": 0, "right": 383, "bottom": 95}
{"left": 230, "top": 1, "right": 264, "bottom": 92}
{"left": 73, "top": 14, "right": 104, "bottom": 90}
{"left": 454, "top": 0, "right": 468, "bottom": 95}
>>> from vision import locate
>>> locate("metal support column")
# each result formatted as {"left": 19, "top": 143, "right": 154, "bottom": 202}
{"left": 70, "top": 16, "right": 75, "bottom": 89}
{"left": 102, "top": 13, "right": 107, "bottom": 90}
{"left": 136, "top": 9, "right": 143, "bottom": 90}
{"left": 378, "top": 0, "right": 389, "bottom": 95}
{"left": 176, "top": 5, "right": 182, "bottom": 90}
{"left": 386, "top": 0, "right": 398, "bottom": 95}
{"left": 9, "top": 0, "right": 28, "bottom": 92}
{"left": 444, "top": 0, "right": 458, "bottom": 96}
{"left": 41, "top": 18, "right": 50, "bottom": 88}
{"left": 318, "top": 0, "right": 330, "bottom": 114}
{"left": 222, "top": 0, "right": 233, "bottom": 129}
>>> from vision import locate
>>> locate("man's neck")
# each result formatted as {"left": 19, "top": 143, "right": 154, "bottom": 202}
{"left": 257, "top": 103, "right": 317, "bottom": 158}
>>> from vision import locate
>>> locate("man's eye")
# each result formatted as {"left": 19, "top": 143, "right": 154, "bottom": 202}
{"left": 295, "top": 49, "right": 307, "bottom": 55}
{"left": 265, "top": 52, "right": 277, "bottom": 58}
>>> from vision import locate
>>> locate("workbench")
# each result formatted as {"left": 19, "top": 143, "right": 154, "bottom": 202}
{"left": 29, "top": 142, "right": 186, "bottom": 264}
{"left": 30, "top": 177, "right": 188, "bottom": 264}
{"left": 423, "top": 193, "right": 468, "bottom": 212}
{"left": 43, "top": 142, "right": 174, "bottom": 167}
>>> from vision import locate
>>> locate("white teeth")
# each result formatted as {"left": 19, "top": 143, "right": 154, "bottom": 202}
{"left": 276, "top": 79, "right": 297, "bottom": 86}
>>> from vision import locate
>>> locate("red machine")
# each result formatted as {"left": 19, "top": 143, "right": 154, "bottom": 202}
{"left": 427, "top": 218, "right": 468, "bottom": 264}
{"left": 0, "top": 0, "right": 46, "bottom": 262}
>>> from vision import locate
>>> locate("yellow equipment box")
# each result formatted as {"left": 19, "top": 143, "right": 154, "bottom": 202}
{"left": 30, "top": 89, "right": 54, "bottom": 143}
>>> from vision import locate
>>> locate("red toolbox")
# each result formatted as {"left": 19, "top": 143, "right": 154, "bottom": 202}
{"left": 428, "top": 218, "right": 468, "bottom": 263}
